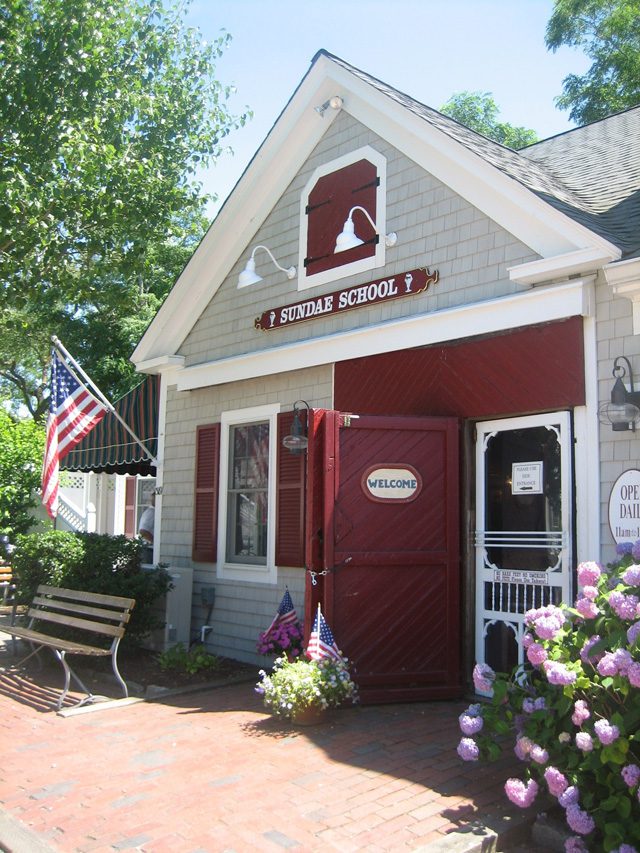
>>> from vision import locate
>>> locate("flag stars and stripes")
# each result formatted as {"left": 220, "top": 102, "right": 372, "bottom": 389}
{"left": 265, "top": 588, "right": 298, "bottom": 636}
{"left": 42, "top": 351, "right": 108, "bottom": 520}
{"left": 307, "top": 607, "right": 342, "bottom": 662}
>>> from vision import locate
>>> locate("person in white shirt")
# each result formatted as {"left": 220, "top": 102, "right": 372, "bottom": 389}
{"left": 138, "top": 493, "right": 155, "bottom": 543}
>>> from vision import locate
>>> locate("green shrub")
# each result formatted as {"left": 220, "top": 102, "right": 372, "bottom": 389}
{"left": 11, "top": 530, "right": 172, "bottom": 644}
{"left": 157, "top": 643, "right": 220, "bottom": 675}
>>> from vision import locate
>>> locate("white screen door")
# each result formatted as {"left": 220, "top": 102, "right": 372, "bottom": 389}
{"left": 475, "top": 412, "right": 573, "bottom": 676}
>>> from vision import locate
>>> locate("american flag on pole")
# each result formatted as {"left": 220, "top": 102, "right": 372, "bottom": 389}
{"left": 307, "top": 605, "right": 342, "bottom": 662}
{"left": 41, "top": 350, "right": 108, "bottom": 519}
{"left": 265, "top": 588, "right": 299, "bottom": 636}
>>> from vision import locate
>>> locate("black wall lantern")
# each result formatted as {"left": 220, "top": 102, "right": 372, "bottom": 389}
{"left": 282, "top": 401, "right": 310, "bottom": 454}
{"left": 599, "top": 356, "right": 640, "bottom": 432}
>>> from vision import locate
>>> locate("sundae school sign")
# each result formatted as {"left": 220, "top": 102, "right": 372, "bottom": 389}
{"left": 255, "top": 267, "right": 439, "bottom": 331}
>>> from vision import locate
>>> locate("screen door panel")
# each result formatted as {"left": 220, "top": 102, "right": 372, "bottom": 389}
{"left": 475, "top": 412, "right": 573, "bottom": 676}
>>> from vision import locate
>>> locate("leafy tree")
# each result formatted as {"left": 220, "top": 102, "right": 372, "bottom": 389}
{"left": 0, "top": 0, "right": 250, "bottom": 419}
{"left": 440, "top": 91, "right": 539, "bottom": 149}
{"left": 546, "top": 0, "right": 640, "bottom": 124}
{"left": 0, "top": 408, "right": 45, "bottom": 540}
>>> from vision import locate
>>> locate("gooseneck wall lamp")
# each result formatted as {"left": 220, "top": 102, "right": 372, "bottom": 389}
{"left": 599, "top": 356, "right": 640, "bottom": 432}
{"left": 282, "top": 401, "right": 310, "bottom": 454}
{"left": 238, "top": 245, "right": 296, "bottom": 288}
{"left": 334, "top": 205, "right": 398, "bottom": 253}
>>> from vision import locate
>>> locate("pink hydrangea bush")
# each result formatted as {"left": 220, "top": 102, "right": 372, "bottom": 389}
{"left": 456, "top": 545, "right": 640, "bottom": 852}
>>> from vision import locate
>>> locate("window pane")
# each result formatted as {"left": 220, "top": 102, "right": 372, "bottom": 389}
{"left": 227, "top": 422, "right": 269, "bottom": 564}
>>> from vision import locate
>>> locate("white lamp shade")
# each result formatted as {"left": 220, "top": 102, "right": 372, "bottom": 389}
{"left": 334, "top": 217, "right": 364, "bottom": 253}
{"left": 238, "top": 257, "right": 262, "bottom": 287}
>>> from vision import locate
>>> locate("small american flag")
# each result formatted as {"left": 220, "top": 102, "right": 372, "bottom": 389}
{"left": 265, "top": 588, "right": 298, "bottom": 636}
{"left": 307, "top": 606, "right": 342, "bottom": 662}
{"left": 41, "top": 351, "right": 108, "bottom": 519}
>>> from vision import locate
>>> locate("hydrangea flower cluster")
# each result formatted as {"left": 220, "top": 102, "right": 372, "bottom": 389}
{"left": 456, "top": 546, "right": 640, "bottom": 851}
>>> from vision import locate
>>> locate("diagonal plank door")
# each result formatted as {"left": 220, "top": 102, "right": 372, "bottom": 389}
{"left": 317, "top": 412, "right": 461, "bottom": 703}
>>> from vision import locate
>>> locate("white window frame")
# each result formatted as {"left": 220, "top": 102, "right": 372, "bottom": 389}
{"left": 217, "top": 403, "right": 279, "bottom": 583}
{"left": 298, "top": 145, "right": 388, "bottom": 291}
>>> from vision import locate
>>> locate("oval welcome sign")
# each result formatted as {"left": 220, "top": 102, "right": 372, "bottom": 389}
{"left": 362, "top": 464, "right": 422, "bottom": 504}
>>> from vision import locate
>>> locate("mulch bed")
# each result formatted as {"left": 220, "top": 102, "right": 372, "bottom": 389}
{"left": 83, "top": 644, "right": 258, "bottom": 692}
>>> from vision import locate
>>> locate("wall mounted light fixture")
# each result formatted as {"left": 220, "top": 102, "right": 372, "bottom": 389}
{"left": 314, "top": 95, "right": 343, "bottom": 117}
{"left": 282, "top": 401, "right": 310, "bottom": 454}
{"left": 334, "top": 205, "right": 397, "bottom": 253}
{"left": 238, "top": 245, "right": 296, "bottom": 288}
{"left": 599, "top": 356, "right": 640, "bottom": 431}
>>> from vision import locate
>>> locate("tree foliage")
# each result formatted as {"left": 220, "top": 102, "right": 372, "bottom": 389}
{"left": 0, "top": 409, "right": 45, "bottom": 539}
{"left": 440, "top": 91, "right": 539, "bottom": 149}
{"left": 0, "top": 0, "right": 250, "bottom": 419}
{"left": 546, "top": 0, "right": 640, "bottom": 124}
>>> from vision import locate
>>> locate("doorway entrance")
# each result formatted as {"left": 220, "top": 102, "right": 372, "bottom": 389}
{"left": 309, "top": 411, "right": 461, "bottom": 703}
{"left": 474, "top": 412, "right": 574, "bottom": 676}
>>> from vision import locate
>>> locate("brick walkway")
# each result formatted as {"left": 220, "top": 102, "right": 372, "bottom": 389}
{"left": 0, "top": 658, "right": 532, "bottom": 852}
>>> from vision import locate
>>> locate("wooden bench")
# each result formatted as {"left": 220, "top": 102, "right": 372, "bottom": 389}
{"left": 0, "top": 563, "right": 13, "bottom": 604}
{"left": 5, "top": 585, "right": 136, "bottom": 710}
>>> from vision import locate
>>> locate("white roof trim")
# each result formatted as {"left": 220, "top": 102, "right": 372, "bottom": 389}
{"left": 135, "top": 355, "right": 185, "bottom": 375}
{"left": 175, "top": 278, "right": 594, "bottom": 392}
{"left": 509, "top": 246, "right": 619, "bottom": 285}
{"left": 132, "top": 53, "right": 615, "bottom": 366}
{"left": 604, "top": 257, "right": 640, "bottom": 334}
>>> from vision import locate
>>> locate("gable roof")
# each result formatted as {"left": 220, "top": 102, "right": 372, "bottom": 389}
{"left": 133, "top": 50, "right": 631, "bottom": 368}
{"left": 326, "top": 52, "right": 639, "bottom": 256}
{"left": 522, "top": 107, "right": 640, "bottom": 257}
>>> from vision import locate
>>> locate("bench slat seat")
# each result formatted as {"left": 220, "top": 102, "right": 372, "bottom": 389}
{"left": 4, "top": 584, "right": 135, "bottom": 710}
{"left": 7, "top": 626, "right": 113, "bottom": 657}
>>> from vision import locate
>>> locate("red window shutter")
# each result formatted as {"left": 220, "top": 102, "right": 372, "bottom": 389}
{"left": 305, "top": 158, "right": 378, "bottom": 277}
{"left": 124, "top": 477, "right": 137, "bottom": 538}
{"left": 193, "top": 423, "right": 220, "bottom": 563}
{"left": 276, "top": 412, "right": 306, "bottom": 567}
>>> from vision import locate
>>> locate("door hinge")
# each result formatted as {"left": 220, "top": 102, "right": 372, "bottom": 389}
{"left": 341, "top": 413, "right": 360, "bottom": 428}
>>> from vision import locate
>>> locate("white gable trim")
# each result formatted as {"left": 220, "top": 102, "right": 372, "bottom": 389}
{"left": 604, "top": 257, "right": 640, "bottom": 334}
{"left": 174, "top": 278, "right": 594, "bottom": 391}
{"left": 132, "top": 53, "right": 616, "bottom": 366}
{"left": 509, "top": 247, "right": 618, "bottom": 285}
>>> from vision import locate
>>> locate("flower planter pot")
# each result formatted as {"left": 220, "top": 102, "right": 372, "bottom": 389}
{"left": 291, "top": 705, "right": 326, "bottom": 727}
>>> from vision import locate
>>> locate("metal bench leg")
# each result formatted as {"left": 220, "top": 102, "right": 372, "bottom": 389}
{"left": 111, "top": 639, "right": 129, "bottom": 699}
{"left": 55, "top": 651, "right": 94, "bottom": 710}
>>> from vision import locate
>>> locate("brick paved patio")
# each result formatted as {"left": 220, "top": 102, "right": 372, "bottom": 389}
{"left": 0, "top": 641, "right": 535, "bottom": 852}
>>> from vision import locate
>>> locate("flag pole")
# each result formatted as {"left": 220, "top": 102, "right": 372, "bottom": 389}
{"left": 51, "top": 336, "right": 158, "bottom": 467}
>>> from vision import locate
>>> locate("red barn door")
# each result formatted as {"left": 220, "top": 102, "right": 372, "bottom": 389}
{"left": 308, "top": 411, "right": 461, "bottom": 703}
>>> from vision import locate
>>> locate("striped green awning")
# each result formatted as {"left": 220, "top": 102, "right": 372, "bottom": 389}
{"left": 61, "top": 376, "right": 158, "bottom": 475}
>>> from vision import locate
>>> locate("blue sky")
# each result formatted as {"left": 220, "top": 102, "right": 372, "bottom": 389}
{"left": 186, "top": 1, "right": 590, "bottom": 214}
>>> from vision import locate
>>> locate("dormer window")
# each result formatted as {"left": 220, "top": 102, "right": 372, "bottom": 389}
{"left": 299, "top": 146, "right": 388, "bottom": 290}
